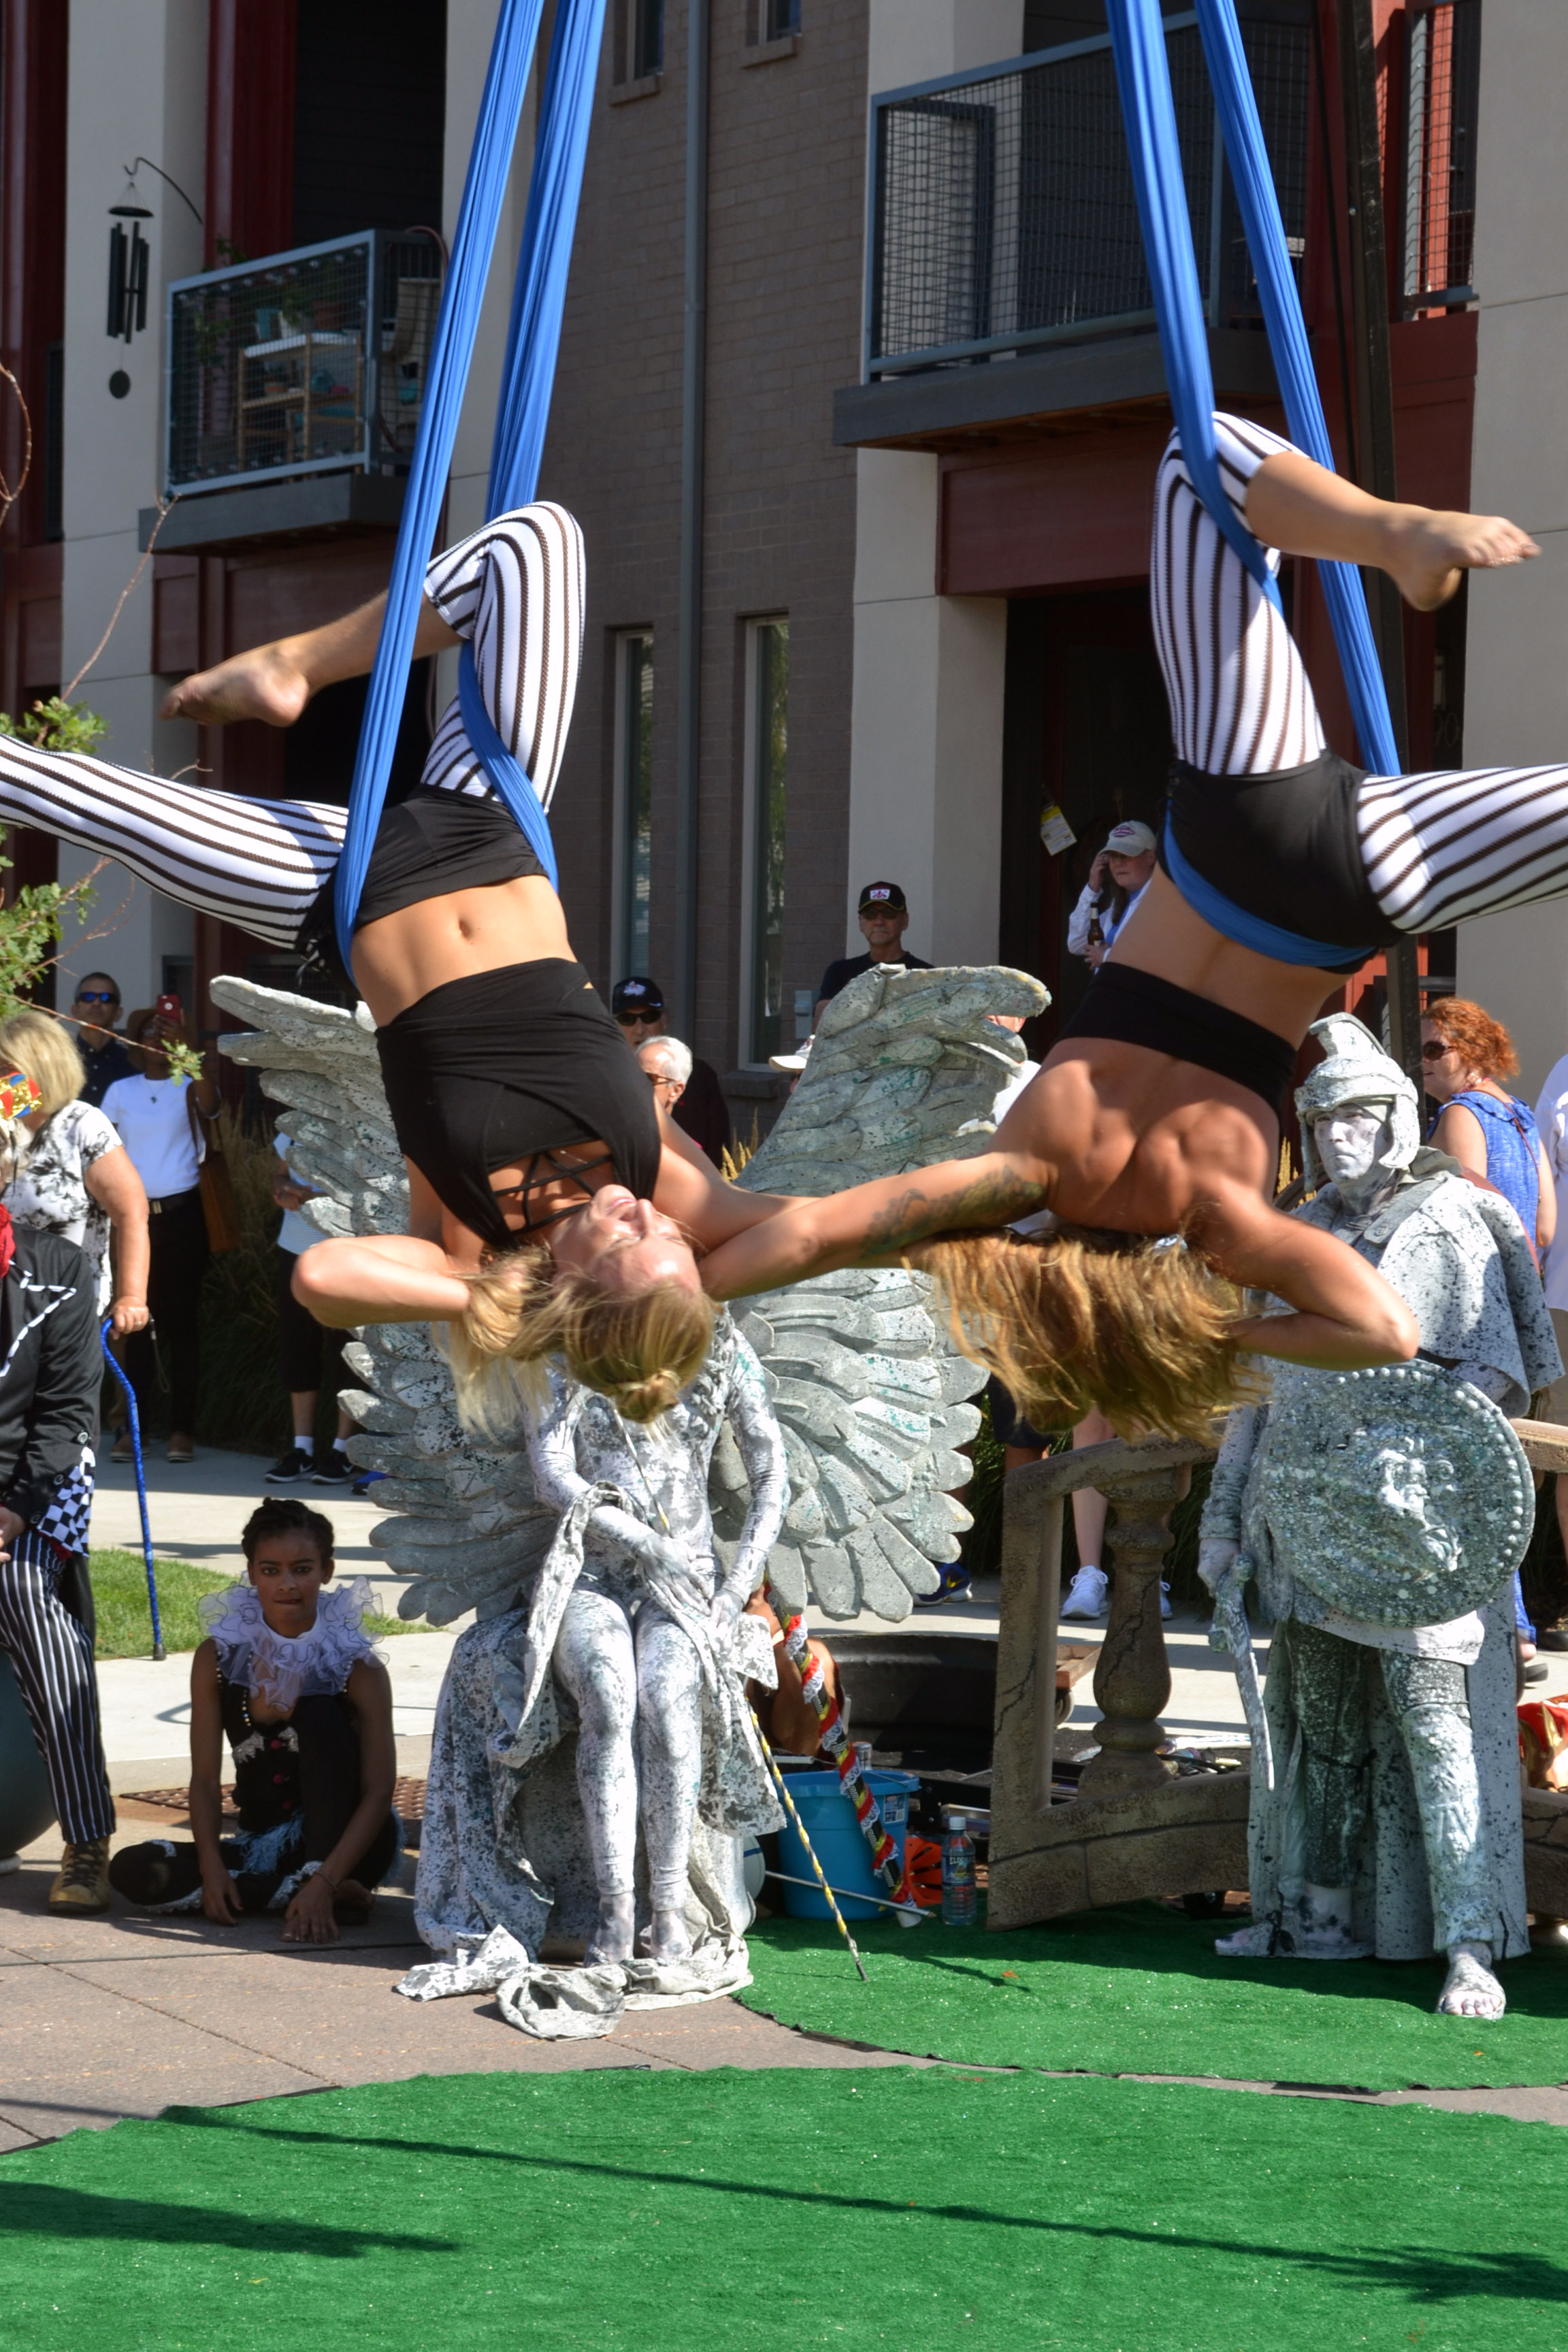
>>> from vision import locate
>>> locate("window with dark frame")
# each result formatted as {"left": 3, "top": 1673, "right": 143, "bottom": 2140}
{"left": 749, "top": 621, "right": 788, "bottom": 1064}
{"left": 766, "top": 0, "right": 801, "bottom": 35}
{"left": 621, "top": 633, "right": 654, "bottom": 979}
{"left": 634, "top": 0, "right": 664, "bottom": 78}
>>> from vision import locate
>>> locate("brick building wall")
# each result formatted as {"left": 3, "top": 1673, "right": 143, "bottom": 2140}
{"left": 540, "top": 1, "right": 868, "bottom": 1081}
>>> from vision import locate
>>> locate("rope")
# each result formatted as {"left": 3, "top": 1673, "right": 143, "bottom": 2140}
{"left": 333, "top": 0, "right": 607, "bottom": 966}
{"left": 1105, "top": 0, "right": 1403, "bottom": 777}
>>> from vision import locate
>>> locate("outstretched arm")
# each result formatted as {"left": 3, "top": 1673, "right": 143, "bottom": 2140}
{"left": 1245, "top": 448, "right": 1537, "bottom": 613}
{"left": 1202, "top": 1188, "right": 1418, "bottom": 1369}
{"left": 161, "top": 593, "right": 459, "bottom": 730}
{"left": 699, "top": 1149, "right": 1047, "bottom": 1301}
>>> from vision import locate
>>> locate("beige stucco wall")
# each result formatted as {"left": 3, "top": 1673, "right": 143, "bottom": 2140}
{"left": 55, "top": 0, "right": 208, "bottom": 1005}
{"left": 843, "top": 1, "right": 1022, "bottom": 963}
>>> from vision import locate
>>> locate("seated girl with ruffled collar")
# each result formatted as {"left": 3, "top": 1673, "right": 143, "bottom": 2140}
{"left": 110, "top": 1498, "right": 399, "bottom": 1941}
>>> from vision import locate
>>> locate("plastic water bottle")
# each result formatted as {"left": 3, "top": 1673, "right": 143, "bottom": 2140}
{"left": 941, "top": 1814, "right": 977, "bottom": 1928}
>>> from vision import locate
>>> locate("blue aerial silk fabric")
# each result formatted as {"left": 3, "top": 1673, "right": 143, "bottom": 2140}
{"left": 1105, "top": 0, "right": 1403, "bottom": 782}
{"left": 333, "top": 0, "right": 606, "bottom": 967}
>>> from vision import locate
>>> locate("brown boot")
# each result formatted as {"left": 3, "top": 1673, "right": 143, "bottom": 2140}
{"left": 48, "top": 1838, "right": 112, "bottom": 1914}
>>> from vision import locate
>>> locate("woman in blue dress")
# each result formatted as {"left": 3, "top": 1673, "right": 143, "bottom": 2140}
{"left": 1424, "top": 994, "right": 1557, "bottom": 1671}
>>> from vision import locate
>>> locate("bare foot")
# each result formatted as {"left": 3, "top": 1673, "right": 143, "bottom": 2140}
{"left": 1215, "top": 1920, "right": 1279, "bottom": 1958}
{"left": 1384, "top": 508, "right": 1539, "bottom": 612}
{"left": 160, "top": 642, "right": 313, "bottom": 729}
{"left": 333, "top": 1877, "right": 374, "bottom": 1920}
{"left": 1438, "top": 1942, "right": 1505, "bottom": 2019}
{"left": 647, "top": 1906, "right": 693, "bottom": 1963}
{"left": 584, "top": 1892, "right": 635, "bottom": 1965}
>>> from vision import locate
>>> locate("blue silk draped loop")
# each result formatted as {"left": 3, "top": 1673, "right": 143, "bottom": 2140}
{"left": 1160, "top": 818, "right": 1358, "bottom": 967}
{"left": 333, "top": 0, "right": 607, "bottom": 969}
{"left": 1105, "top": 0, "right": 1403, "bottom": 781}
{"left": 457, "top": 640, "right": 559, "bottom": 889}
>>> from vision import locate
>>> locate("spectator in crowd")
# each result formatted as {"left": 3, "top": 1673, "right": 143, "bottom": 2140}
{"left": 1066, "top": 821, "right": 1158, "bottom": 970}
{"left": 611, "top": 976, "right": 730, "bottom": 1163}
{"left": 814, "top": 882, "right": 931, "bottom": 1026}
{"left": 636, "top": 1034, "right": 693, "bottom": 1122}
{"left": 66, "top": 972, "right": 132, "bottom": 1108}
{"left": 110, "top": 1497, "right": 398, "bottom": 1938}
{"left": 267, "top": 1129, "right": 358, "bottom": 1488}
{"left": 745, "top": 1588, "right": 840, "bottom": 1756}
{"left": 102, "top": 1002, "right": 219, "bottom": 1466}
{"left": 0, "top": 1009, "right": 150, "bottom": 1338}
{"left": 1424, "top": 994, "right": 1554, "bottom": 1676}
{"left": 770, "top": 1036, "right": 812, "bottom": 1094}
{"left": 0, "top": 1196, "right": 117, "bottom": 1910}
{"left": 1535, "top": 1044, "right": 1568, "bottom": 1637}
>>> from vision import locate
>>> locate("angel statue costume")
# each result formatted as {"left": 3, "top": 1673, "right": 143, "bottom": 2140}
{"left": 1200, "top": 1013, "right": 1558, "bottom": 2021}
{"left": 397, "top": 1315, "right": 787, "bottom": 2039}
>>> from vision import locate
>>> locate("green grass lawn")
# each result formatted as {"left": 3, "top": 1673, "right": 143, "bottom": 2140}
{"left": 88, "top": 1550, "right": 412, "bottom": 1659}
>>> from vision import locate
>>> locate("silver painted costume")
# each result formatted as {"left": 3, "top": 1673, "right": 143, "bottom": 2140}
{"left": 399, "top": 1317, "right": 788, "bottom": 2037}
{"left": 1202, "top": 1015, "right": 1560, "bottom": 1978}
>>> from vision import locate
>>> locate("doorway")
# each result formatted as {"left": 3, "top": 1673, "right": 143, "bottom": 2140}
{"left": 1000, "top": 585, "right": 1172, "bottom": 1046}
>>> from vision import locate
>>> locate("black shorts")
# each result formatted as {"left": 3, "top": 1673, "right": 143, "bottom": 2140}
{"left": 277, "top": 1246, "right": 346, "bottom": 1394}
{"left": 987, "top": 1376, "right": 1052, "bottom": 1453}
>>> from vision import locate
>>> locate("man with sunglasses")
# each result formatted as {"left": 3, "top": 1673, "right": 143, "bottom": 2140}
{"left": 67, "top": 975, "right": 131, "bottom": 1109}
{"left": 611, "top": 977, "right": 730, "bottom": 1164}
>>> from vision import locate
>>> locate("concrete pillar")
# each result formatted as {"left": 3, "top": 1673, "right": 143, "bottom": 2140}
{"left": 55, "top": 0, "right": 206, "bottom": 1006}
{"left": 843, "top": 2, "right": 1020, "bottom": 964}
{"left": 1456, "top": 5, "right": 1568, "bottom": 1096}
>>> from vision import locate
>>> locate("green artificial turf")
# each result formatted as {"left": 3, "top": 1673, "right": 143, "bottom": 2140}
{"left": 0, "top": 2068, "right": 1561, "bottom": 2351}
{"left": 736, "top": 1904, "right": 1568, "bottom": 2092}
{"left": 88, "top": 1550, "right": 411, "bottom": 1658}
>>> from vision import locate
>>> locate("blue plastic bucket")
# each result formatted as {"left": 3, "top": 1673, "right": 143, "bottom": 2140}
{"left": 774, "top": 1768, "right": 921, "bottom": 1921}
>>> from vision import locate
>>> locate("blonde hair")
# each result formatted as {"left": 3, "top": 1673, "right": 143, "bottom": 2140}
{"left": 913, "top": 1225, "right": 1258, "bottom": 1444}
{"left": 0, "top": 1009, "right": 86, "bottom": 1120}
{"left": 445, "top": 1248, "right": 718, "bottom": 1433}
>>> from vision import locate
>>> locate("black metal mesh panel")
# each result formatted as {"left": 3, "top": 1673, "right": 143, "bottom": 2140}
{"left": 870, "top": 15, "right": 1308, "bottom": 372}
{"left": 1403, "top": 0, "right": 1481, "bottom": 308}
{"left": 166, "top": 233, "right": 442, "bottom": 494}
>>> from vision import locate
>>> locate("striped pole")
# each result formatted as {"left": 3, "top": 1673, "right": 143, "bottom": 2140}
{"left": 751, "top": 1705, "right": 867, "bottom": 1982}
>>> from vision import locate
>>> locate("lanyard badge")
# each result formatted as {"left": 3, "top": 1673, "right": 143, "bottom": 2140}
{"left": 0, "top": 1070, "right": 42, "bottom": 1122}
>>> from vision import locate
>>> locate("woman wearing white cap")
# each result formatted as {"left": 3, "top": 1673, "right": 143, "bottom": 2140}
{"left": 1066, "top": 822, "right": 1158, "bottom": 967}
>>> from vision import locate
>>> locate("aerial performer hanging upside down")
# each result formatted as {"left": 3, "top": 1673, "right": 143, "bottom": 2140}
{"left": 0, "top": 422, "right": 1550, "bottom": 1431}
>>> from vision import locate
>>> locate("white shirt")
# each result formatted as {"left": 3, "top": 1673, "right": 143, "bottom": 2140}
{"left": 101, "top": 1073, "right": 203, "bottom": 1200}
{"left": 991, "top": 1059, "right": 1040, "bottom": 1128}
{"left": 1536, "top": 1051, "right": 1568, "bottom": 1311}
{"left": 1066, "top": 875, "right": 1150, "bottom": 958}
{"left": 274, "top": 1132, "right": 325, "bottom": 1256}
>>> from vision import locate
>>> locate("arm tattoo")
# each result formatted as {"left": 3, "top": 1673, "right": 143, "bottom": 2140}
{"left": 860, "top": 1164, "right": 1046, "bottom": 1255}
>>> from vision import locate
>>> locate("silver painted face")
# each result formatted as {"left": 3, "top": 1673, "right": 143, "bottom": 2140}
{"left": 1313, "top": 1105, "right": 1396, "bottom": 1197}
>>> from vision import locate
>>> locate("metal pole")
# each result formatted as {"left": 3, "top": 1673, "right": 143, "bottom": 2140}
{"left": 1336, "top": 0, "right": 1422, "bottom": 1088}
{"left": 673, "top": 0, "right": 710, "bottom": 1041}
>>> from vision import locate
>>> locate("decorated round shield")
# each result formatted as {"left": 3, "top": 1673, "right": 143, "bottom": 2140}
{"left": 1256, "top": 1359, "right": 1534, "bottom": 1629}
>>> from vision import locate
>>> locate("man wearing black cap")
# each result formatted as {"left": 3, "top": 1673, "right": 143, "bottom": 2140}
{"left": 813, "top": 882, "right": 932, "bottom": 1028}
{"left": 610, "top": 977, "right": 731, "bottom": 1164}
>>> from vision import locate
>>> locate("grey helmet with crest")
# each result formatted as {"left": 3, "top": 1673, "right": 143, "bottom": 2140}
{"left": 1294, "top": 1012, "right": 1422, "bottom": 1194}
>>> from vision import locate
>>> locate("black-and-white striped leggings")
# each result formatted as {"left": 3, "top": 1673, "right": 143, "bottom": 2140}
{"left": 0, "top": 1531, "right": 114, "bottom": 1846}
{"left": 1156, "top": 416, "right": 1568, "bottom": 935}
{"left": 0, "top": 500, "right": 583, "bottom": 951}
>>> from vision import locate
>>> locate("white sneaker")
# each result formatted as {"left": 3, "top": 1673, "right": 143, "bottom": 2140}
{"left": 1160, "top": 1580, "right": 1173, "bottom": 1619}
{"left": 1060, "top": 1566, "right": 1109, "bottom": 1620}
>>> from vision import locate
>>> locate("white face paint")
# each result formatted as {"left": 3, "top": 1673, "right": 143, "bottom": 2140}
{"left": 1313, "top": 1105, "right": 1396, "bottom": 1196}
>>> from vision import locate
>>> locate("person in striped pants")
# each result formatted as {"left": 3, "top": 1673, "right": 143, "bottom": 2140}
{"left": 0, "top": 1207, "right": 114, "bottom": 1908}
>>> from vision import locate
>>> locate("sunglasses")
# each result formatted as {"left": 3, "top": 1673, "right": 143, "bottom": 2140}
{"left": 74, "top": 990, "right": 119, "bottom": 1007}
{"left": 1421, "top": 1039, "right": 1454, "bottom": 1061}
{"left": 615, "top": 1010, "right": 662, "bottom": 1028}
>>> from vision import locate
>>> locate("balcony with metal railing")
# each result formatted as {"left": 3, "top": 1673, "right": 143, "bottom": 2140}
{"left": 146, "top": 230, "right": 443, "bottom": 551}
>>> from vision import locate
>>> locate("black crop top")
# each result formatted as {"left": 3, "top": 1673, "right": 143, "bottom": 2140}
{"left": 375, "top": 958, "right": 664, "bottom": 1249}
{"left": 1058, "top": 961, "right": 1298, "bottom": 1118}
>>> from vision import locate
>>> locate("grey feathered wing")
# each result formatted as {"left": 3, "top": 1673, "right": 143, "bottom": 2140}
{"left": 211, "top": 976, "right": 557, "bottom": 1627}
{"left": 711, "top": 962, "right": 1048, "bottom": 1621}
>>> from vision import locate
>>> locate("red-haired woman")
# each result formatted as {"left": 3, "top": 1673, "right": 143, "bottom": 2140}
{"left": 1423, "top": 995, "right": 1555, "bottom": 1673}
{"left": 1422, "top": 998, "right": 1554, "bottom": 1261}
